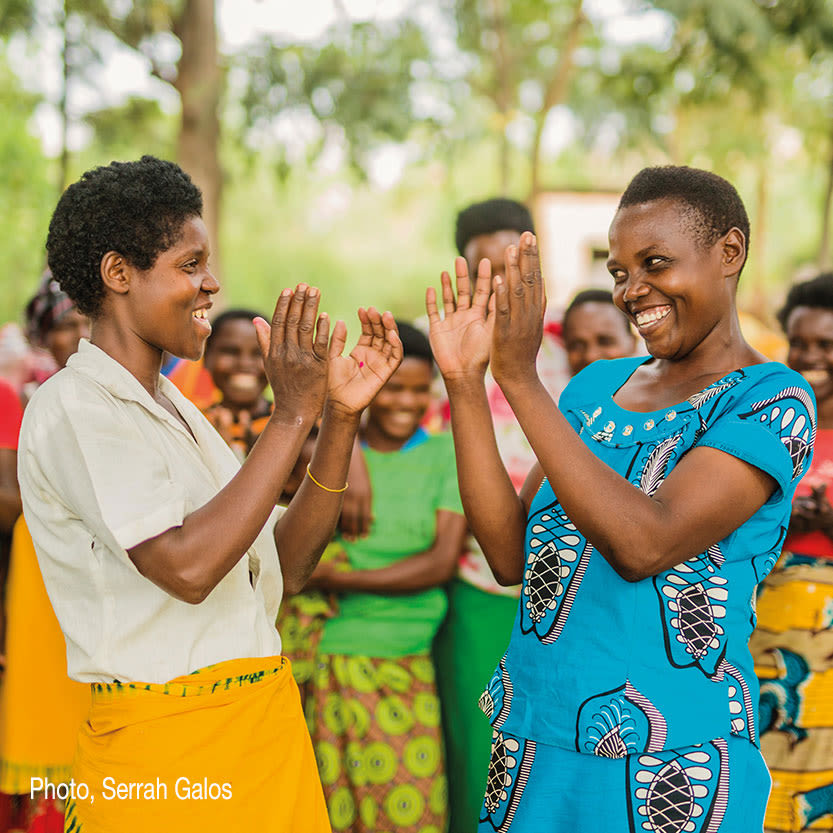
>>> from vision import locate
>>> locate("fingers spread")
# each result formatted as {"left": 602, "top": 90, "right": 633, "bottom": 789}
{"left": 519, "top": 232, "right": 542, "bottom": 289}
{"left": 298, "top": 287, "right": 320, "bottom": 351}
{"left": 381, "top": 311, "right": 402, "bottom": 364}
{"left": 328, "top": 319, "right": 348, "bottom": 361}
{"left": 253, "top": 316, "right": 272, "bottom": 359}
{"left": 285, "top": 284, "right": 308, "bottom": 346}
{"left": 441, "top": 270, "right": 457, "bottom": 316}
{"left": 270, "top": 289, "right": 292, "bottom": 345}
{"left": 455, "top": 256, "right": 471, "bottom": 310}
{"left": 425, "top": 285, "right": 441, "bottom": 324}
{"left": 314, "top": 312, "right": 330, "bottom": 358}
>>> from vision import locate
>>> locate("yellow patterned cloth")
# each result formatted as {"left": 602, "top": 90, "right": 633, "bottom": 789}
{"left": 0, "top": 516, "right": 89, "bottom": 793}
{"left": 65, "top": 655, "right": 330, "bottom": 833}
{"left": 751, "top": 552, "right": 833, "bottom": 832}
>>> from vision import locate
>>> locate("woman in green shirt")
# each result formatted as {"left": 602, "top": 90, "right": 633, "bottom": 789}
{"left": 295, "top": 321, "right": 467, "bottom": 833}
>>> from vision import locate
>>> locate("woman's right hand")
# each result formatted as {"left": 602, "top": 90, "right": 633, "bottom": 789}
{"left": 425, "top": 256, "right": 494, "bottom": 382}
{"left": 253, "top": 284, "right": 330, "bottom": 425}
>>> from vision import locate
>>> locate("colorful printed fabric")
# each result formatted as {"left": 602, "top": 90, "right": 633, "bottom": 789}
{"left": 307, "top": 652, "right": 447, "bottom": 833}
{"left": 434, "top": 579, "right": 518, "bottom": 833}
{"left": 751, "top": 551, "right": 833, "bottom": 832}
{"left": 782, "top": 428, "right": 833, "bottom": 559}
{"left": 477, "top": 729, "right": 769, "bottom": 833}
{"left": 0, "top": 517, "right": 90, "bottom": 794}
{"left": 64, "top": 655, "right": 329, "bottom": 833}
{"left": 202, "top": 400, "right": 272, "bottom": 461}
{"left": 477, "top": 357, "right": 814, "bottom": 830}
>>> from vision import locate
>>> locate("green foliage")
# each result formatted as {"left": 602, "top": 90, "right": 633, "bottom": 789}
{"left": 0, "top": 53, "right": 55, "bottom": 325}
{"left": 238, "top": 18, "right": 434, "bottom": 178}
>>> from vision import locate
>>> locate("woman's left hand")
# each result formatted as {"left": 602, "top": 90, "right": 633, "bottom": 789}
{"left": 326, "top": 308, "right": 402, "bottom": 416}
{"left": 491, "top": 231, "right": 546, "bottom": 388}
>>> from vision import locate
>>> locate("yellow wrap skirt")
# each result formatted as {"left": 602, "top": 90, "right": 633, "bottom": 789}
{"left": 64, "top": 655, "right": 330, "bottom": 833}
{"left": 0, "top": 516, "right": 89, "bottom": 793}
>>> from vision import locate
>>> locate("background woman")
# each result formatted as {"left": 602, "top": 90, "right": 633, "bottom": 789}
{"left": 17, "top": 156, "right": 401, "bottom": 833}
{"left": 427, "top": 166, "right": 814, "bottom": 831}
{"left": 751, "top": 272, "right": 833, "bottom": 833}
{"left": 0, "top": 277, "right": 90, "bottom": 833}
{"left": 300, "top": 322, "right": 467, "bottom": 833}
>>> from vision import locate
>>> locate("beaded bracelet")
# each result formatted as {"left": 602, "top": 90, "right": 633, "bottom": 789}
{"left": 306, "top": 463, "right": 349, "bottom": 494}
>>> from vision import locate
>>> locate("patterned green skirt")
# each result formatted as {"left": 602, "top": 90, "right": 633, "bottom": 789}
{"left": 297, "top": 652, "right": 447, "bottom": 833}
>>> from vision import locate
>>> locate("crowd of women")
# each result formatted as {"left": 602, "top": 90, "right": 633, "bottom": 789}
{"left": 0, "top": 155, "right": 830, "bottom": 833}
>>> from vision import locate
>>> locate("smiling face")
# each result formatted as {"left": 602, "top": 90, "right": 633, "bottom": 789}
{"left": 365, "top": 357, "right": 433, "bottom": 451}
{"left": 563, "top": 301, "right": 636, "bottom": 375}
{"left": 125, "top": 215, "right": 218, "bottom": 361}
{"left": 786, "top": 306, "right": 833, "bottom": 406}
{"left": 45, "top": 307, "right": 90, "bottom": 369}
{"left": 204, "top": 317, "right": 268, "bottom": 411}
{"left": 607, "top": 199, "right": 739, "bottom": 362}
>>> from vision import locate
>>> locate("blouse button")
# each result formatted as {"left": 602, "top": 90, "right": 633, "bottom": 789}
{"left": 665, "top": 410, "right": 677, "bottom": 421}
{"left": 644, "top": 419, "right": 655, "bottom": 430}
{"left": 623, "top": 425, "right": 633, "bottom": 436}
{"left": 604, "top": 421, "right": 615, "bottom": 433}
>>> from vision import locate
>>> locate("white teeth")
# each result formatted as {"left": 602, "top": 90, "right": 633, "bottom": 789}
{"left": 802, "top": 369, "right": 828, "bottom": 385}
{"left": 635, "top": 307, "right": 670, "bottom": 327}
{"left": 193, "top": 309, "right": 206, "bottom": 319}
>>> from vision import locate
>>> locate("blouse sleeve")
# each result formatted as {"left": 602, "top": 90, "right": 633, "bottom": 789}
{"left": 0, "top": 379, "right": 23, "bottom": 450}
{"left": 694, "top": 368, "right": 816, "bottom": 501}
{"left": 20, "top": 379, "right": 189, "bottom": 554}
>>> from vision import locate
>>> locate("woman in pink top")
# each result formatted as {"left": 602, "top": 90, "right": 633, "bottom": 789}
{"left": 751, "top": 272, "right": 833, "bottom": 833}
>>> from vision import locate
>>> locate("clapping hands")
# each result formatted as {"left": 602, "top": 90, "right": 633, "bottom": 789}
{"left": 254, "top": 286, "right": 402, "bottom": 424}
{"left": 425, "top": 231, "right": 546, "bottom": 388}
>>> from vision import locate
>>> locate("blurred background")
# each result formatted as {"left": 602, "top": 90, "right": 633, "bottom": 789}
{"left": 1, "top": 0, "right": 832, "bottom": 333}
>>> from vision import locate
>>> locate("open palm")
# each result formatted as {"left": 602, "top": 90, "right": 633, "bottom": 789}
{"left": 426, "top": 257, "right": 494, "bottom": 380}
{"left": 327, "top": 308, "right": 402, "bottom": 414}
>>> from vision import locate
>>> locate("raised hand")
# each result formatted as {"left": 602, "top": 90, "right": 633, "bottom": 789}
{"left": 425, "top": 256, "right": 494, "bottom": 381}
{"left": 326, "top": 308, "right": 402, "bottom": 415}
{"left": 491, "top": 231, "right": 546, "bottom": 386}
{"left": 253, "top": 284, "right": 330, "bottom": 424}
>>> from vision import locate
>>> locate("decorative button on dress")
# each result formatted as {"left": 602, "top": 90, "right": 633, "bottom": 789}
{"left": 476, "top": 357, "right": 816, "bottom": 833}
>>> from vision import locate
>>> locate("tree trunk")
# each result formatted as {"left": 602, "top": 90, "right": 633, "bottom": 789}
{"left": 748, "top": 162, "right": 770, "bottom": 321}
{"left": 489, "top": 0, "right": 512, "bottom": 194}
{"left": 528, "top": 0, "right": 584, "bottom": 202}
{"left": 817, "top": 114, "right": 833, "bottom": 271}
{"left": 173, "top": 0, "right": 223, "bottom": 281}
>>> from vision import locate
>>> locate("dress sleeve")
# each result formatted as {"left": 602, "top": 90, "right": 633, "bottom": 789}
{"left": 23, "top": 381, "right": 190, "bottom": 553}
{"left": 694, "top": 368, "right": 816, "bottom": 501}
{"left": 0, "top": 379, "right": 23, "bottom": 450}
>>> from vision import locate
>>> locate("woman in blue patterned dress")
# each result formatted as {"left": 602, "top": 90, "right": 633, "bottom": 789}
{"left": 425, "top": 166, "right": 816, "bottom": 832}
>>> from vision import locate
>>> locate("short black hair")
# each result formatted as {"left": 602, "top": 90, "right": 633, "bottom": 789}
{"left": 455, "top": 198, "right": 534, "bottom": 256}
{"left": 563, "top": 289, "right": 631, "bottom": 334}
{"left": 395, "top": 320, "right": 433, "bottom": 365}
{"left": 619, "top": 166, "right": 750, "bottom": 276}
{"left": 205, "top": 308, "right": 267, "bottom": 354}
{"left": 777, "top": 272, "right": 833, "bottom": 331}
{"left": 46, "top": 156, "right": 203, "bottom": 317}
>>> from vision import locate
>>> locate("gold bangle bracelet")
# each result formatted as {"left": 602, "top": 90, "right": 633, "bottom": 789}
{"left": 306, "top": 463, "right": 349, "bottom": 494}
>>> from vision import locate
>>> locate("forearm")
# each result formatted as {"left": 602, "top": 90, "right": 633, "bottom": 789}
{"left": 129, "top": 409, "right": 317, "bottom": 603}
{"left": 499, "top": 375, "right": 686, "bottom": 579}
{"left": 324, "top": 551, "right": 454, "bottom": 594}
{"left": 275, "top": 404, "right": 361, "bottom": 593}
{"left": 0, "top": 490, "right": 21, "bottom": 535}
{"left": 445, "top": 375, "right": 527, "bottom": 585}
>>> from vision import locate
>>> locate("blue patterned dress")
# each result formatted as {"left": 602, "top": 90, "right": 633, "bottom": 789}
{"left": 477, "top": 358, "right": 816, "bottom": 833}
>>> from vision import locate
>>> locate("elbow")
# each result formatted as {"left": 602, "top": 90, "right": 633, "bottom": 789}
{"left": 605, "top": 544, "right": 663, "bottom": 583}
{"left": 491, "top": 564, "right": 523, "bottom": 587}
